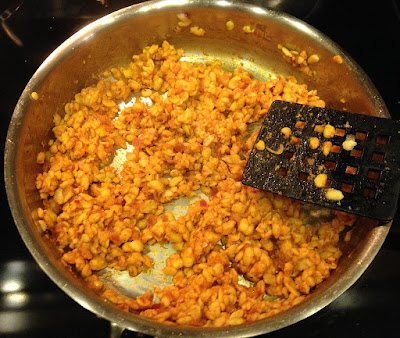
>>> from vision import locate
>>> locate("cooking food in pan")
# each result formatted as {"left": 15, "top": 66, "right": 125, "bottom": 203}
{"left": 33, "top": 41, "right": 356, "bottom": 327}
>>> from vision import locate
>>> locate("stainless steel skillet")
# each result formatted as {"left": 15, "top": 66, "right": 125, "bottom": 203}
{"left": 4, "top": 0, "right": 390, "bottom": 336}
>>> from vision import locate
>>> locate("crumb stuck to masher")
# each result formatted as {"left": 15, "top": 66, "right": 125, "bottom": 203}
{"left": 314, "top": 174, "right": 328, "bottom": 188}
{"left": 309, "top": 137, "right": 320, "bottom": 150}
{"left": 255, "top": 140, "right": 266, "bottom": 150}
{"left": 342, "top": 135, "right": 357, "bottom": 151}
{"left": 281, "top": 127, "right": 291, "bottom": 138}
{"left": 325, "top": 188, "right": 344, "bottom": 201}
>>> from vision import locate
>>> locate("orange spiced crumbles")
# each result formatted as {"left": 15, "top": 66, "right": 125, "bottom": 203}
{"left": 33, "top": 41, "right": 356, "bottom": 327}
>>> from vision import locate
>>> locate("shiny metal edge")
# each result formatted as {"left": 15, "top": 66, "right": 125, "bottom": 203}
{"left": 4, "top": 0, "right": 391, "bottom": 336}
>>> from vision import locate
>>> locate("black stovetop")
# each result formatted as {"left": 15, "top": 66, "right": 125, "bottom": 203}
{"left": 1, "top": 1, "right": 400, "bottom": 337}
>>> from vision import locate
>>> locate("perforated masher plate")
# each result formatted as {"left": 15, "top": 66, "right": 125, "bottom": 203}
{"left": 242, "top": 100, "right": 400, "bottom": 222}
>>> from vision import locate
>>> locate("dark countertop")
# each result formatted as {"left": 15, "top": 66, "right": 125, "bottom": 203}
{"left": 1, "top": 1, "right": 399, "bottom": 337}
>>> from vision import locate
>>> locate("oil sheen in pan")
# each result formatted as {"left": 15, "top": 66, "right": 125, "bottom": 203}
{"left": 98, "top": 53, "right": 279, "bottom": 301}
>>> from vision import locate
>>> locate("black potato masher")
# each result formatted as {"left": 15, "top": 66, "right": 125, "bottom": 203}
{"left": 242, "top": 100, "right": 400, "bottom": 223}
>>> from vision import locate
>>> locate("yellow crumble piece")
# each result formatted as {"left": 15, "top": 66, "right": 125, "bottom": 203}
{"left": 323, "top": 124, "right": 335, "bottom": 138}
{"left": 177, "top": 13, "right": 191, "bottom": 27}
{"left": 314, "top": 174, "right": 327, "bottom": 188}
{"left": 36, "top": 152, "right": 46, "bottom": 164}
{"left": 325, "top": 188, "right": 344, "bottom": 201}
{"left": 190, "top": 26, "right": 205, "bottom": 36}
{"left": 281, "top": 127, "right": 292, "bottom": 139}
{"left": 242, "top": 25, "right": 255, "bottom": 33}
{"left": 31, "top": 92, "right": 39, "bottom": 100}
{"left": 322, "top": 141, "right": 333, "bottom": 156}
{"left": 309, "top": 137, "right": 320, "bottom": 150}
{"left": 226, "top": 20, "right": 234, "bottom": 30}
{"left": 307, "top": 54, "right": 320, "bottom": 64}
{"left": 342, "top": 135, "right": 357, "bottom": 151}
{"left": 255, "top": 140, "right": 266, "bottom": 151}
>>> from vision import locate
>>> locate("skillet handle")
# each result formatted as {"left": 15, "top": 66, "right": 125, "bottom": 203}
{"left": 110, "top": 322, "right": 125, "bottom": 338}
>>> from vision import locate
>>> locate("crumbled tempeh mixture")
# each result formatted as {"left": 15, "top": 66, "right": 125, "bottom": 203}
{"left": 33, "top": 41, "right": 356, "bottom": 327}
